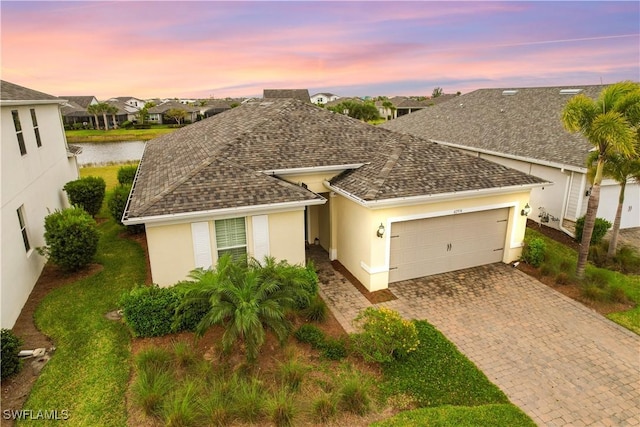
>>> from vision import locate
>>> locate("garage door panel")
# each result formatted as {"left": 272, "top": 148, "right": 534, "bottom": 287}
{"left": 389, "top": 208, "right": 509, "bottom": 283}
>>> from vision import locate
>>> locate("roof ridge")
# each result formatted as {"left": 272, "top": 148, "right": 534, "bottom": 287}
{"left": 362, "top": 143, "right": 405, "bottom": 200}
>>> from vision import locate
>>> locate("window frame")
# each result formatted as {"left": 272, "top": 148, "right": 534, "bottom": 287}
{"left": 30, "top": 108, "right": 42, "bottom": 147}
{"left": 214, "top": 217, "right": 247, "bottom": 259}
{"left": 12, "top": 110, "right": 26, "bottom": 155}
{"left": 17, "top": 205, "right": 31, "bottom": 252}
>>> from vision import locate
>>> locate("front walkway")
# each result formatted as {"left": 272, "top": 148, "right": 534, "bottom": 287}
{"left": 309, "top": 247, "right": 640, "bottom": 426}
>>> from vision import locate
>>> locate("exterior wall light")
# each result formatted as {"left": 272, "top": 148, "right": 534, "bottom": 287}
{"left": 376, "top": 223, "right": 385, "bottom": 238}
{"left": 521, "top": 203, "right": 531, "bottom": 217}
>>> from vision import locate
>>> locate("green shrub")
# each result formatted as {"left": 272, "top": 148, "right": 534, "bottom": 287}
{"left": 540, "top": 264, "right": 557, "bottom": 277}
{"left": 120, "top": 285, "right": 181, "bottom": 337}
{"left": 585, "top": 269, "right": 609, "bottom": 288}
{"left": 522, "top": 238, "right": 546, "bottom": 267}
{"left": 321, "top": 338, "right": 348, "bottom": 360}
{"left": 172, "top": 282, "right": 209, "bottom": 332}
{"left": 294, "top": 324, "right": 325, "bottom": 349}
{"left": 135, "top": 347, "right": 174, "bottom": 373}
{"left": 277, "top": 359, "right": 307, "bottom": 392}
{"left": 132, "top": 368, "right": 173, "bottom": 417}
{"left": 63, "top": 176, "right": 106, "bottom": 217}
{"left": 107, "top": 184, "right": 131, "bottom": 226}
{"left": 267, "top": 390, "right": 296, "bottom": 427}
{"left": 228, "top": 376, "right": 267, "bottom": 423}
{"left": 301, "top": 295, "right": 327, "bottom": 322}
{"left": 312, "top": 394, "right": 337, "bottom": 423}
{"left": 39, "top": 207, "right": 99, "bottom": 272}
{"left": 117, "top": 164, "right": 138, "bottom": 185}
{"left": 172, "top": 341, "right": 197, "bottom": 368}
{"left": 350, "top": 307, "right": 419, "bottom": 363}
{"left": 162, "top": 380, "right": 201, "bottom": 427}
{"left": 338, "top": 376, "right": 371, "bottom": 416}
{"left": 575, "top": 216, "right": 612, "bottom": 245}
{"left": 1, "top": 329, "right": 23, "bottom": 380}
{"left": 120, "top": 120, "right": 134, "bottom": 129}
{"left": 613, "top": 246, "right": 640, "bottom": 274}
{"left": 555, "top": 272, "right": 572, "bottom": 285}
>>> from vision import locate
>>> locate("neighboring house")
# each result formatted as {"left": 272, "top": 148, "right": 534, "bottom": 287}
{"left": 263, "top": 89, "right": 310, "bottom": 103}
{"left": 381, "top": 85, "right": 640, "bottom": 234}
{"left": 147, "top": 100, "right": 199, "bottom": 124}
{"left": 123, "top": 97, "right": 546, "bottom": 292}
{"left": 60, "top": 95, "right": 99, "bottom": 127}
{"left": 104, "top": 99, "right": 138, "bottom": 125}
{"left": 1, "top": 81, "right": 80, "bottom": 328}
{"left": 310, "top": 92, "right": 340, "bottom": 105}
{"left": 200, "top": 99, "right": 234, "bottom": 118}
{"left": 108, "top": 96, "right": 145, "bottom": 109}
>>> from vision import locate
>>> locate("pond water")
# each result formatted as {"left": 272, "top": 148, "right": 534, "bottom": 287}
{"left": 74, "top": 141, "right": 146, "bottom": 166}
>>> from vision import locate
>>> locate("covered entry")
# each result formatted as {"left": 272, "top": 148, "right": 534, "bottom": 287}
{"left": 389, "top": 208, "right": 509, "bottom": 282}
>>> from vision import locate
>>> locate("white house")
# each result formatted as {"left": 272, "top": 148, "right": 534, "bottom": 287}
{"left": 310, "top": 92, "right": 340, "bottom": 105}
{"left": 382, "top": 85, "right": 640, "bottom": 235}
{"left": 1, "top": 81, "right": 80, "bottom": 328}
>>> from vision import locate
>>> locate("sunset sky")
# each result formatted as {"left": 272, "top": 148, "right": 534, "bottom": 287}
{"left": 1, "top": 1, "right": 638, "bottom": 99}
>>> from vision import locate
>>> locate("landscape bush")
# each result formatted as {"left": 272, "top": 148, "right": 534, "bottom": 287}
{"left": 574, "top": 216, "right": 612, "bottom": 245}
{"left": 107, "top": 184, "right": 131, "bottom": 225}
{"left": 350, "top": 307, "right": 419, "bottom": 363}
{"left": 39, "top": 207, "right": 99, "bottom": 272}
{"left": 1, "top": 329, "right": 23, "bottom": 380}
{"left": 294, "top": 324, "right": 325, "bottom": 348}
{"left": 63, "top": 176, "right": 106, "bottom": 217}
{"left": 321, "top": 338, "right": 348, "bottom": 360}
{"left": 120, "top": 285, "right": 182, "bottom": 337}
{"left": 301, "top": 295, "right": 328, "bottom": 322}
{"left": 117, "top": 164, "right": 138, "bottom": 185}
{"left": 522, "top": 237, "right": 546, "bottom": 267}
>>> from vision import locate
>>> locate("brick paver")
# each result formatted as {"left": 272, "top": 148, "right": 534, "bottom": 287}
{"left": 311, "top": 248, "right": 640, "bottom": 426}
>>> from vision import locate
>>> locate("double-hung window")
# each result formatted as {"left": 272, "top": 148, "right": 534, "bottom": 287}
{"left": 12, "top": 110, "right": 26, "bottom": 155}
{"left": 215, "top": 218, "right": 246, "bottom": 259}
{"left": 17, "top": 206, "right": 30, "bottom": 252}
{"left": 30, "top": 108, "right": 42, "bottom": 147}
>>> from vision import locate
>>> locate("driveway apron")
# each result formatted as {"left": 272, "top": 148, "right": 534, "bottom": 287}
{"left": 315, "top": 254, "right": 640, "bottom": 427}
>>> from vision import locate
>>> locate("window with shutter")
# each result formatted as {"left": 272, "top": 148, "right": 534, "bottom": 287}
{"left": 215, "top": 217, "right": 247, "bottom": 259}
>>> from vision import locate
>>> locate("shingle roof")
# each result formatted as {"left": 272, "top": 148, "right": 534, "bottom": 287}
{"left": 58, "top": 95, "right": 96, "bottom": 108}
{"left": 148, "top": 100, "right": 199, "bottom": 114}
{"left": 380, "top": 85, "right": 607, "bottom": 169}
{"left": 125, "top": 99, "right": 545, "bottom": 220}
{"left": 263, "top": 89, "right": 310, "bottom": 103}
{"left": 1, "top": 80, "right": 60, "bottom": 102}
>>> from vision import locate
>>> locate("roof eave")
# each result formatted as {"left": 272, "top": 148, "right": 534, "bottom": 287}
{"left": 429, "top": 139, "right": 587, "bottom": 173}
{"left": 325, "top": 180, "right": 550, "bottom": 210}
{"left": 0, "top": 99, "right": 65, "bottom": 106}
{"left": 123, "top": 197, "right": 326, "bottom": 226}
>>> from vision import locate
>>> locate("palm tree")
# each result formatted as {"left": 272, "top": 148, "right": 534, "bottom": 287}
{"left": 86, "top": 103, "right": 100, "bottom": 129}
{"left": 562, "top": 81, "right": 640, "bottom": 278}
{"left": 595, "top": 149, "right": 640, "bottom": 257}
{"left": 106, "top": 104, "right": 119, "bottom": 129}
{"left": 180, "top": 255, "right": 298, "bottom": 363}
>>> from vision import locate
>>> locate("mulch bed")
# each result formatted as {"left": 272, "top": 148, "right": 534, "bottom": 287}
{"left": 526, "top": 219, "right": 580, "bottom": 251}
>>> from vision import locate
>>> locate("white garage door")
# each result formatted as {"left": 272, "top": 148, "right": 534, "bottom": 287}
{"left": 389, "top": 208, "right": 509, "bottom": 283}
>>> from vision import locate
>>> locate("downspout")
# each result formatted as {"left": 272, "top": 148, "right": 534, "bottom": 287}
{"left": 559, "top": 170, "right": 575, "bottom": 237}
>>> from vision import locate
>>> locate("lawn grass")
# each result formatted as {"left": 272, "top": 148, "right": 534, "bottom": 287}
{"left": 79, "top": 163, "right": 137, "bottom": 190}
{"left": 19, "top": 204, "right": 146, "bottom": 425}
{"left": 525, "top": 228, "right": 640, "bottom": 334}
{"left": 372, "top": 404, "right": 536, "bottom": 427}
{"left": 66, "top": 126, "right": 177, "bottom": 143}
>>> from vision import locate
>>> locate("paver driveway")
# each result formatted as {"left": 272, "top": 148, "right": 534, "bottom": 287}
{"left": 316, "top": 258, "right": 640, "bottom": 427}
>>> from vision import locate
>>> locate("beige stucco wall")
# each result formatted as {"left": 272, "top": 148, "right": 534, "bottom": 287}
{"left": 332, "top": 190, "right": 532, "bottom": 291}
{"left": 145, "top": 209, "right": 306, "bottom": 286}
{"left": 1, "top": 103, "right": 79, "bottom": 327}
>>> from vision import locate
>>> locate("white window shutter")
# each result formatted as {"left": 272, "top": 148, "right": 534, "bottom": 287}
{"left": 251, "top": 215, "right": 270, "bottom": 261}
{"left": 191, "top": 222, "right": 212, "bottom": 269}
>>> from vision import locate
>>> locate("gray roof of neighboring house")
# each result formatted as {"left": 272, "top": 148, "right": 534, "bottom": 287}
{"left": 58, "top": 95, "right": 96, "bottom": 108}
{"left": 1, "top": 80, "right": 60, "bottom": 102}
{"left": 125, "top": 99, "right": 545, "bottom": 220}
{"left": 263, "top": 89, "right": 310, "bottom": 103}
{"left": 60, "top": 100, "right": 88, "bottom": 116}
{"left": 381, "top": 85, "right": 607, "bottom": 169}
{"left": 147, "top": 100, "right": 199, "bottom": 114}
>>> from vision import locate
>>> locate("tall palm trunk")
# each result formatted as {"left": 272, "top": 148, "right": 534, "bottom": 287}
{"left": 92, "top": 114, "right": 99, "bottom": 130}
{"left": 102, "top": 113, "right": 109, "bottom": 130}
{"left": 577, "top": 158, "right": 604, "bottom": 278}
{"left": 607, "top": 180, "right": 626, "bottom": 258}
